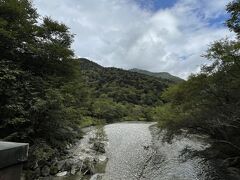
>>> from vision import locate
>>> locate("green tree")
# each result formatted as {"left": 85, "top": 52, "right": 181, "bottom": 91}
{"left": 0, "top": 0, "right": 88, "bottom": 166}
{"left": 156, "top": 0, "right": 240, "bottom": 164}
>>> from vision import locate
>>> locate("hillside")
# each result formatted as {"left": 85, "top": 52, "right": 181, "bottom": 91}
{"left": 76, "top": 58, "right": 182, "bottom": 123}
{"left": 78, "top": 58, "right": 177, "bottom": 106}
{"left": 130, "top": 68, "right": 184, "bottom": 83}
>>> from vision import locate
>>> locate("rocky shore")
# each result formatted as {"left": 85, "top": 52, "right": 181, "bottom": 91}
{"left": 23, "top": 126, "right": 108, "bottom": 180}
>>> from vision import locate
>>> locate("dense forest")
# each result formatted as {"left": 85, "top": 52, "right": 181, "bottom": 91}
{"left": 0, "top": 0, "right": 175, "bottom": 174}
{"left": 0, "top": 0, "right": 89, "bottom": 167}
{"left": 0, "top": 0, "right": 240, "bottom": 178}
{"left": 78, "top": 58, "right": 179, "bottom": 124}
{"left": 130, "top": 68, "right": 184, "bottom": 83}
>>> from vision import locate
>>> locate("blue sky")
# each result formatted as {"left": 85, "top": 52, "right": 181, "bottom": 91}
{"left": 208, "top": 13, "right": 229, "bottom": 27}
{"left": 137, "top": 0, "right": 229, "bottom": 26}
{"left": 33, "top": 0, "right": 232, "bottom": 79}
{"left": 136, "top": 0, "right": 177, "bottom": 10}
{"left": 153, "top": 0, "right": 177, "bottom": 9}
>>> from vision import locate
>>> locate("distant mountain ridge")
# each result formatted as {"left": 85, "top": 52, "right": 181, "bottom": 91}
{"left": 130, "top": 68, "right": 184, "bottom": 82}
{"left": 78, "top": 58, "right": 179, "bottom": 106}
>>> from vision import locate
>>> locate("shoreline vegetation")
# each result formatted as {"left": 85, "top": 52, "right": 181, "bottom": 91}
{"left": 153, "top": 1, "right": 240, "bottom": 178}
{"left": 0, "top": 0, "right": 239, "bottom": 179}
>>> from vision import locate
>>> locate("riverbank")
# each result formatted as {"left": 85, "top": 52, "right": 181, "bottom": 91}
{"left": 23, "top": 126, "right": 108, "bottom": 180}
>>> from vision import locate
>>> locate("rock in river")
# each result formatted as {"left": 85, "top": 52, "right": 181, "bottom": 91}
{"left": 55, "top": 171, "right": 68, "bottom": 177}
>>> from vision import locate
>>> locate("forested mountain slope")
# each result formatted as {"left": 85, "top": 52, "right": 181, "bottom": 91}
{"left": 130, "top": 68, "right": 184, "bottom": 83}
{"left": 78, "top": 58, "right": 177, "bottom": 106}
{"left": 76, "top": 58, "right": 181, "bottom": 124}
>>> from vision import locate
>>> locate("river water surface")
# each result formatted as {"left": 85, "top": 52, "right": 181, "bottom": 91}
{"left": 101, "top": 122, "right": 225, "bottom": 180}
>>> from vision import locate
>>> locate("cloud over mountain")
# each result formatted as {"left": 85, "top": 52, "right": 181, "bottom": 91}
{"left": 33, "top": 0, "right": 232, "bottom": 79}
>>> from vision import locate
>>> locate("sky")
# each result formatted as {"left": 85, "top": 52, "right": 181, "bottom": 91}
{"left": 33, "top": 0, "right": 232, "bottom": 79}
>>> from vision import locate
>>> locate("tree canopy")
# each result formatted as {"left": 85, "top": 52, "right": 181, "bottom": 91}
{"left": 0, "top": 0, "right": 88, "bottom": 164}
{"left": 155, "top": 0, "right": 240, "bottom": 165}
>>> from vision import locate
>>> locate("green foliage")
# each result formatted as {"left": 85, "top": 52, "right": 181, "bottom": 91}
{"left": 153, "top": 104, "right": 181, "bottom": 127}
{"left": 80, "top": 116, "right": 99, "bottom": 128}
{"left": 227, "top": 0, "right": 240, "bottom": 37}
{"left": 0, "top": 0, "right": 87, "bottom": 164}
{"left": 91, "top": 98, "right": 125, "bottom": 123}
{"left": 30, "top": 142, "right": 55, "bottom": 162}
{"left": 78, "top": 58, "right": 170, "bottom": 106}
{"left": 130, "top": 68, "right": 184, "bottom": 83}
{"left": 156, "top": 0, "right": 240, "bottom": 158}
{"left": 76, "top": 58, "right": 174, "bottom": 124}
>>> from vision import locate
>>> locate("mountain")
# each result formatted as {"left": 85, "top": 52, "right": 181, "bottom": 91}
{"left": 130, "top": 68, "right": 184, "bottom": 83}
{"left": 78, "top": 58, "right": 177, "bottom": 106}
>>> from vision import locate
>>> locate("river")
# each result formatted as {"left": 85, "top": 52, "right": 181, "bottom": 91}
{"left": 56, "top": 122, "right": 226, "bottom": 180}
{"left": 100, "top": 122, "right": 225, "bottom": 180}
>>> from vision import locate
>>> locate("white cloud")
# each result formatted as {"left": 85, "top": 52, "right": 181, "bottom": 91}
{"left": 33, "top": 0, "right": 232, "bottom": 79}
